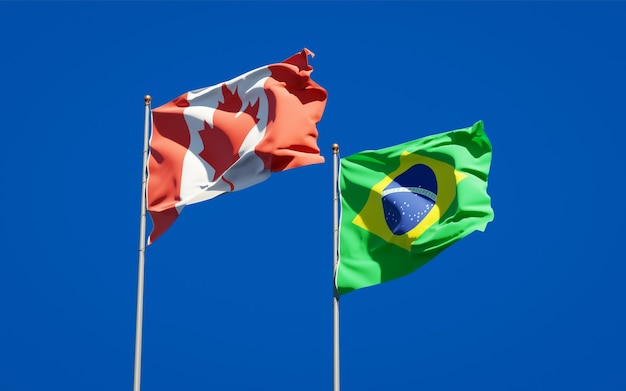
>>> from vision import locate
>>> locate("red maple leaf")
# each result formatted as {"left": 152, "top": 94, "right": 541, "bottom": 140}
{"left": 198, "top": 84, "right": 260, "bottom": 181}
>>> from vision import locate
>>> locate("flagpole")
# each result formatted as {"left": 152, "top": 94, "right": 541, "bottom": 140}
{"left": 133, "top": 94, "right": 151, "bottom": 391}
{"left": 332, "top": 143, "right": 340, "bottom": 391}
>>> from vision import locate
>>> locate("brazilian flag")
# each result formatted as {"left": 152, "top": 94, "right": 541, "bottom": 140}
{"left": 336, "top": 121, "right": 494, "bottom": 295}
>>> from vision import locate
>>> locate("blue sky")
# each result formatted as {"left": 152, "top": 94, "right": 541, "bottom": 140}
{"left": 1, "top": 2, "right": 625, "bottom": 390}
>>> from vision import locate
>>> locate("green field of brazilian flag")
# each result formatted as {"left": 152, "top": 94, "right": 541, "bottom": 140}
{"left": 336, "top": 121, "right": 494, "bottom": 295}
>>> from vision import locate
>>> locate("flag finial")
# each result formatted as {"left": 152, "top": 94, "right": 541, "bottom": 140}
{"left": 332, "top": 143, "right": 339, "bottom": 153}
{"left": 144, "top": 95, "right": 151, "bottom": 105}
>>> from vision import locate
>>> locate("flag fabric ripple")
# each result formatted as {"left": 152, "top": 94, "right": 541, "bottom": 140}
{"left": 147, "top": 49, "right": 327, "bottom": 244}
{"left": 336, "top": 121, "right": 494, "bottom": 295}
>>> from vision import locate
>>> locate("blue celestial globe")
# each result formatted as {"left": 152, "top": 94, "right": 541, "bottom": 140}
{"left": 381, "top": 164, "right": 438, "bottom": 235}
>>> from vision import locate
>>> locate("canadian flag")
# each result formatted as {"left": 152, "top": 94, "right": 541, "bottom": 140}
{"left": 147, "top": 49, "right": 328, "bottom": 244}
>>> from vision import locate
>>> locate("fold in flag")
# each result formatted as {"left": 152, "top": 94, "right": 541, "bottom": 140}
{"left": 147, "top": 49, "right": 327, "bottom": 244}
{"left": 336, "top": 121, "right": 494, "bottom": 295}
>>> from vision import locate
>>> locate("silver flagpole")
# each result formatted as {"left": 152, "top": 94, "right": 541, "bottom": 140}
{"left": 332, "top": 143, "right": 340, "bottom": 391}
{"left": 133, "top": 95, "right": 151, "bottom": 391}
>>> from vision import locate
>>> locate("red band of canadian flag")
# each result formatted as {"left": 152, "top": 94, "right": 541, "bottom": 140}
{"left": 146, "top": 49, "right": 327, "bottom": 244}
